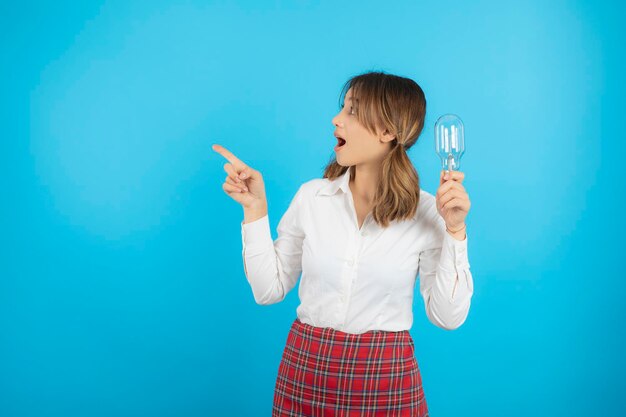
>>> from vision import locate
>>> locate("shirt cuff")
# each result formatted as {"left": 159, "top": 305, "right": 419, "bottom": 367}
{"left": 241, "top": 214, "right": 274, "bottom": 255}
{"left": 439, "top": 230, "right": 470, "bottom": 272}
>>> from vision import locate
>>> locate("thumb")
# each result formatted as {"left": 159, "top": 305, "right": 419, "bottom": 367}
{"left": 238, "top": 166, "right": 253, "bottom": 180}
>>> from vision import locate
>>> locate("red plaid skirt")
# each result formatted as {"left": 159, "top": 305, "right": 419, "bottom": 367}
{"left": 272, "top": 318, "right": 429, "bottom": 416}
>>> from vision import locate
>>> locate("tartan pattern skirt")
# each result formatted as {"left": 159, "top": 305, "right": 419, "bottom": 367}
{"left": 272, "top": 318, "right": 429, "bottom": 416}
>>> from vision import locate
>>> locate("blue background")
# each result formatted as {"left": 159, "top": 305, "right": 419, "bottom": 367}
{"left": 1, "top": 0, "right": 624, "bottom": 416}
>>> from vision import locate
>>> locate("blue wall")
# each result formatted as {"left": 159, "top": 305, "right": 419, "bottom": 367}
{"left": 1, "top": 1, "right": 624, "bottom": 416}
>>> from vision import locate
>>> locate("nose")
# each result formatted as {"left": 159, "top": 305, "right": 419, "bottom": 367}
{"left": 332, "top": 113, "right": 343, "bottom": 127}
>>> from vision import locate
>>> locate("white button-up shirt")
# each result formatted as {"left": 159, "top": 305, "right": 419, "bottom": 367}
{"left": 240, "top": 166, "right": 474, "bottom": 334}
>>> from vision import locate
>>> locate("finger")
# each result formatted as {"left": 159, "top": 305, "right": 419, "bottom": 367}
{"left": 225, "top": 175, "right": 248, "bottom": 191}
{"left": 441, "top": 169, "right": 465, "bottom": 184}
{"left": 212, "top": 144, "right": 247, "bottom": 169}
{"left": 237, "top": 165, "right": 254, "bottom": 181}
{"left": 223, "top": 182, "right": 247, "bottom": 194}
{"left": 439, "top": 188, "right": 465, "bottom": 202}
{"left": 441, "top": 199, "right": 469, "bottom": 219}
{"left": 440, "top": 180, "right": 465, "bottom": 194}
{"left": 442, "top": 197, "right": 470, "bottom": 212}
{"left": 437, "top": 180, "right": 465, "bottom": 199}
{"left": 221, "top": 182, "right": 249, "bottom": 201}
{"left": 444, "top": 170, "right": 465, "bottom": 182}
{"left": 436, "top": 180, "right": 465, "bottom": 200}
{"left": 438, "top": 189, "right": 467, "bottom": 210}
{"left": 437, "top": 190, "right": 469, "bottom": 208}
{"left": 224, "top": 163, "right": 243, "bottom": 184}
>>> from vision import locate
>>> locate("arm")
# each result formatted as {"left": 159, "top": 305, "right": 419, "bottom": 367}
{"left": 240, "top": 185, "right": 306, "bottom": 305}
{"left": 418, "top": 203, "right": 474, "bottom": 330}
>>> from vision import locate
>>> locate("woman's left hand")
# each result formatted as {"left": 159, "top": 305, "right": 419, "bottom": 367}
{"left": 436, "top": 169, "right": 471, "bottom": 230}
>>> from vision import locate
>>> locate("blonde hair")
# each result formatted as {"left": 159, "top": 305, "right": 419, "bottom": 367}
{"left": 322, "top": 70, "right": 427, "bottom": 228}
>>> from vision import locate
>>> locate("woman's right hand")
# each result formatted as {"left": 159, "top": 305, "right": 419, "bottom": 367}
{"left": 212, "top": 144, "right": 267, "bottom": 210}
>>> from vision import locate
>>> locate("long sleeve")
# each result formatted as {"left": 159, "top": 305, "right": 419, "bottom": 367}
{"left": 240, "top": 185, "right": 306, "bottom": 305}
{"left": 418, "top": 202, "right": 474, "bottom": 330}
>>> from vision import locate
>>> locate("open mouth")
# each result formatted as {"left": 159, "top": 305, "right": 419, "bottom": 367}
{"left": 335, "top": 136, "right": 346, "bottom": 151}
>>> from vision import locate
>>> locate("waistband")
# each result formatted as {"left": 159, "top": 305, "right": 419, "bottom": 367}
{"left": 291, "top": 317, "right": 412, "bottom": 345}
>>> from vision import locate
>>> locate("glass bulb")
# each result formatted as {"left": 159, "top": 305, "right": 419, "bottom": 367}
{"left": 435, "top": 114, "right": 465, "bottom": 172}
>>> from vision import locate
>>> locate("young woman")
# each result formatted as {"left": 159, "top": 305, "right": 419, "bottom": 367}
{"left": 212, "top": 71, "right": 473, "bottom": 416}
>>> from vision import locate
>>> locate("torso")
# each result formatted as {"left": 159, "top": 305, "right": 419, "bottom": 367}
{"left": 295, "top": 178, "right": 436, "bottom": 334}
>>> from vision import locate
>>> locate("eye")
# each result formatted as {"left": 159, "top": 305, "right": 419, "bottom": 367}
{"left": 340, "top": 103, "right": 356, "bottom": 115}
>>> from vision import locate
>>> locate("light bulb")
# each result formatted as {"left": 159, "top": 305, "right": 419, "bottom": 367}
{"left": 435, "top": 114, "right": 465, "bottom": 172}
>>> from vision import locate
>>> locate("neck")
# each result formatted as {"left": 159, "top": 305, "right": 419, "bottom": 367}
{"left": 349, "top": 163, "right": 380, "bottom": 203}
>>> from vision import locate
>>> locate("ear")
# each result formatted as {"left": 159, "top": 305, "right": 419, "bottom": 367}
{"left": 379, "top": 128, "right": 397, "bottom": 144}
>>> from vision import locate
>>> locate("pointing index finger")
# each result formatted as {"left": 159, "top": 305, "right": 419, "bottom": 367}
{"left": 212, "top": 144, "right": 246, "bottom": 169}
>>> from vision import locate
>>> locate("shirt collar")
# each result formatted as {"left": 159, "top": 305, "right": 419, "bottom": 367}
{"left": 316, "top": 165, "right": 352, "bottom": 196}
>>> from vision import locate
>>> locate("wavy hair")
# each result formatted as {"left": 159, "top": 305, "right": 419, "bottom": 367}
{"left": 322, "top": 70, "right": 427, "bottom": 228}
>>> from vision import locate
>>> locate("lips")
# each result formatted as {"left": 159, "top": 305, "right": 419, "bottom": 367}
{"left": 334, "top": 133, "right": 347, "bottom": 151}
{"left": 334, "top": 132, "right": 346, "bottom": 146}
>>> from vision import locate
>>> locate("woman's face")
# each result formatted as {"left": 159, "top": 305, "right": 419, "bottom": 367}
{"left": 331, "top": 87, "right": 394, "bottom": 167}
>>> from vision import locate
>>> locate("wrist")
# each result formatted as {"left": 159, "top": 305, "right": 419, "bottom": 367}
{"left": 446, "top": 223, "right": 467, "bottom": 241}
{"left": 446, "top": 223, "right": 466, "bottom": 233}
{"left": 243, "top": 202, "right": 268, "bottom": 224}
